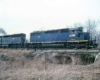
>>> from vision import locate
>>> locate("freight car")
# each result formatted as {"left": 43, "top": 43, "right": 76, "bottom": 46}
{"left": 0, "top": 33, "right": 26, "bottom": 48}
{"left": 29, "top": 27, "right": 98, "bottom": 49}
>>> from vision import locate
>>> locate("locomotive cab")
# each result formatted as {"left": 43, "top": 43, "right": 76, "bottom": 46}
{"left": 68, "top": 27, "right": 84, "bottom": 40}
{"left": 69, "top": 30, "right": 76, "bottom": 37}
{"left": 67, "top": 27, "right": 89, "bottom": 48}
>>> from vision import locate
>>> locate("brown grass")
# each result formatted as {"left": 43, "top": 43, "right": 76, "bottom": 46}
{"left": 0, "top": 49, "right": 100, "bottom": 80}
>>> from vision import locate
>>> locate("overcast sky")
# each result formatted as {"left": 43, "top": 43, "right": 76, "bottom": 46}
{"left": 0, "top": 0, "right": 100, "bottom": 38}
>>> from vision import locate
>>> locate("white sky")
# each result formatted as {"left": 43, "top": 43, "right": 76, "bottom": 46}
{"left": 0, "top": 0, "right": 100, "bottom": 39}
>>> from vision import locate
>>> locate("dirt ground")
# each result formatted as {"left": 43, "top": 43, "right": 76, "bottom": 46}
{"left": 0, "top": 49, "right": 100, "bottom": 80}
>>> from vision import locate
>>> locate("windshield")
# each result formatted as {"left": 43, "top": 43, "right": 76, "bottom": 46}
{"left": 69, "top": 30, "right": 76, "bottom": 37}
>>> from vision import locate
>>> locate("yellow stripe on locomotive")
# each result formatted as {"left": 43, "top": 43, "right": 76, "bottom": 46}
{"left": 67, "top": 40, "right": 88, "bottom": 43}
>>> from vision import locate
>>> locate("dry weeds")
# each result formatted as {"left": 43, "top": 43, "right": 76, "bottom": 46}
{"left": 0, "top": 49, "right": 100, "bottom": 80}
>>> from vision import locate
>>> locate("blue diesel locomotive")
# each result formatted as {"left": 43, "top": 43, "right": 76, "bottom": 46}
{"left": 30, "top": 27, "right": 98, "bottom": 48}
{"left": 0, "top": 33, "right": 26, "bottom": 48}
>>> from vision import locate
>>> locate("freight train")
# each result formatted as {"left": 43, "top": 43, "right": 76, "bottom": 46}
{"left": 0, "top": 27, "right": 98, "bottom": 49}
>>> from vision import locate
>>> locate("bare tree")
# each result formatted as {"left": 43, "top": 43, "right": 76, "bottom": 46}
{"left": 85, "top": 19, "right": 98, "bottom": 40}
{"left": 96, "top": 31, "right": 100, "bottom": 48}
{"left": 85, "top": 19, "right": 100, "bottom": 48}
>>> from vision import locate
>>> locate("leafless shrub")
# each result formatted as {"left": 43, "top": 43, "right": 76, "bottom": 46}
{"left": 0, "top": 54, "right": 15, "bottom": 62}
{"left": 0, "top": 54, "right": 9, "bottom": 61}
{"left": 24, "top": 52, "right": 36, "bottom": 59}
